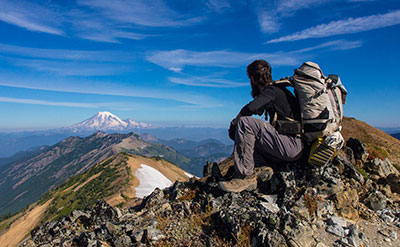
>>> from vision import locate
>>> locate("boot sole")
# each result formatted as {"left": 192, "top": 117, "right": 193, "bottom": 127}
{"left": 218, "top": 182, "right": 257, "bottom": 193}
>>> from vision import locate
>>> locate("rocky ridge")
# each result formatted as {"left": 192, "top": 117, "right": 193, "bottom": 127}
{"left": 23, "top": 138, "right": 400, "bottom": 247}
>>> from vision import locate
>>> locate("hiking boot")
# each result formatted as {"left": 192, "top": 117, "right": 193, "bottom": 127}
{"left": 218, "top": 174, "right": 257, "bottom": 193}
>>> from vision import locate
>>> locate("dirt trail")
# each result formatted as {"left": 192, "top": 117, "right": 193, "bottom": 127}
{"left": 0, "top": 200, "right": 52, "bottom": 247}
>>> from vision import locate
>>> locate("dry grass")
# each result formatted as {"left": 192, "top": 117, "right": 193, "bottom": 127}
{"left": 126, "top": 155, "right": 190, "bottom": 182}
{"left": 0, "top": 200, "right": 52, "bottom": 247}
{"left": 236, "top": 224, "right": 252, "bottom": 247}
{"left": 304, "top": 191, "right": 319, "bottom": 218}
{"left": 155, "top": 202, "right": 217, "bottom": 247}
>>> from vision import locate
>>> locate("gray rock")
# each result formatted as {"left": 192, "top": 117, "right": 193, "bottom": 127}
{"left": 385, "top": 174, "right": 400, "bottom": 194}
{"left": 326, "top": 224, "right": 345, "bottom": 237}
{"left": 105, "top": 222, "right": 122, "bottom": 236}
{"left": 259, "top": 194, "right": 278, "bottom": 204}
{"left": 328, "top": 216, "right": 348, "bottom": 228}
{"left": 259, "top": 201, "right": 280, "bottom": 214}
{"left": 316, "top": 200, "right": 334, "bottom": 219}
{"left": 366, "top": 191, "right": 387, "bottom": 211}
{"left": 366, "top": 158, "right": 400, "bottom": 178}
{"left": 145, "top": 227, "right": 166, "bottom": 241}
{"left": 341, "top": 146, "right": 356, "bottom": 165}
{"left": 378, "top": 209, "right": 395, "bottom": 223}
{"left": 326, "top": 216, "right": 348, "bottom": 237}
{"left": 131, "top": 230, "right": 145, "bottom": 243}
{"left": 264, "top": 229, "right": 287, "bottom": 247}
{"left": 335, "top": 156, "right": 365, "bottom": 185}
{"left": 22, "top": 240, "right": 36, "bottom": 247}
{"left": 92, "top": 200, "right": 119, "bottom": 223}
{"left": 113, "top": 234, "right": 132, "bottom": 247}
{"left": 390, "top": 231, "right": 397, "bottom": 240}
{"left": 287, "top": 223, "right": 316, "bottom": 247}
{"left": 346, "top": 224, "right": 361, "bottom": 247}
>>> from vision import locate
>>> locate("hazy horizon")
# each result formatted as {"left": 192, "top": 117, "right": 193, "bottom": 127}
{"left": 0, "top": 0, "right": 399, "bottom": 130}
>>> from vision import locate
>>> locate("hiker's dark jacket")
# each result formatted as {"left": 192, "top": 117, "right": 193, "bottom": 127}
{"left": 240, "top": 84, "right": 300, "bottom": 122}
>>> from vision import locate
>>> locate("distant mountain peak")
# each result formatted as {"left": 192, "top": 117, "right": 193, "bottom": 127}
{"left": 66, "top": 112, "right": 150, "bottom": 132}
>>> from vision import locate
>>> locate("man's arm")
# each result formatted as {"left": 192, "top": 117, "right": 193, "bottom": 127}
{"left": 239, "top": 86, "right": 275, "bottom": 116}
{"left": 228, "top": 87, "right": 275, "bottom": 141}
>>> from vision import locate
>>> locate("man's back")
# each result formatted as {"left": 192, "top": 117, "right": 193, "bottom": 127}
{"left": 240, "top": 84, "right": 300, "bottom": 123}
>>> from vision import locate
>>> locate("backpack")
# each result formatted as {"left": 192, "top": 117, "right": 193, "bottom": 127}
{"left": 274, "top": 61, "right": 347, "bottom": 143}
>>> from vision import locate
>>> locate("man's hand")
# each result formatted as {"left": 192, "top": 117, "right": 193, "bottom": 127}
{"left": 229, "top": 113, "right": 242, "bottom": 141}
{"left": 229, "top": 120, "right": 236, "bottom": 141}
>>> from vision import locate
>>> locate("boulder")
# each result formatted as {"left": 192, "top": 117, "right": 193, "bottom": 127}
{"left": 385, "top": 174, "right": 400, "bottom": 194}
{"left": 365, "top": 190, "right": 387, "bottom": 211}
{"left": 366, "top": 158, "right": 400, "bottom": 178}
{"left": 346, "top": 138, "right": 368, "bottom": 162}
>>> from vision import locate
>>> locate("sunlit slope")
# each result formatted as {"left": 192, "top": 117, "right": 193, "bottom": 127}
{"left": 0, "top": 131, "right": 192, "bottom": 217}
{"left": 0, "top": 153, "right": 191, "bottom": 247}
{"left": 341, "top": 117, "right": 400, "bottom": 164}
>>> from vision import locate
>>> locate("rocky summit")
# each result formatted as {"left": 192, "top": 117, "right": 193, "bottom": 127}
{"left": 23, "top": 139, "right": 400, "bottom": 247}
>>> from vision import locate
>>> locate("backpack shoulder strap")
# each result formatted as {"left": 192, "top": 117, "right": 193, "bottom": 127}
{"left": 273, "top": 77, "right": 293, "bottom": 87}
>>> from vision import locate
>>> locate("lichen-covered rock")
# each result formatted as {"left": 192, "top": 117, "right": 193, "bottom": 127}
{"left": 335, "top": 188, "right": 359, "bottom": 221}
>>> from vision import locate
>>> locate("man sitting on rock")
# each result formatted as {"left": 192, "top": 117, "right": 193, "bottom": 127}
{"left": 219, "top": 59, "right": 304, "bottom": 192}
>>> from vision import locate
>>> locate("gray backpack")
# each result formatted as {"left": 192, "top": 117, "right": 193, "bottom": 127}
{"left": 275, "top": 61, "right": 347, "bottom": 142}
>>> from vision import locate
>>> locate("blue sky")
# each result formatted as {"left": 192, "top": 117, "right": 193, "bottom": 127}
{"left": 0, "top": 0, "right": 399, "bottom": 130}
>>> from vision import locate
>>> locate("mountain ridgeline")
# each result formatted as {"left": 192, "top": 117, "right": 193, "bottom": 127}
{"left": 0, "top": 111, "right": 231, "bottom": 158}
{"left": 0, "top": 116, "right": 399, "bottom": 246}
{"left": 0, "top": 153, "right": 191, "bottom": 246}
{"left": 4, "top": 117, "right": 400, "bottom": 247}
{"left": 0, "top": 131, "right": 200, "bottom": 217}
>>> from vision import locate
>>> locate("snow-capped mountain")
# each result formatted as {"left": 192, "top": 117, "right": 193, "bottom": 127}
{"left": 67, "top": 112, "right": 150, "bottom": 132}
{"left": 126, "top": 118, "right": 151, "bottom": 129}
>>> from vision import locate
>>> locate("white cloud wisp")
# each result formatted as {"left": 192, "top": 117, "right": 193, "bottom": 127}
{"left": 0, "top": 96, "right": 98, "bottom": 108}
{"left": 147, "top": 49, "right": 301, "bottom": 71}
{"left": 0, "top": 43, "right": 136, "bottom": 62}
{"left": 169, "top": 76, "right": 248, "bottom": 88}
{"left": 0, "top": 0, "right": 63, "bottom": 35}
{"left": 268, "top": 9, "right": 400, "bottom": 43}
{"left": 255, "top": 0, "right": 332, "bottom": 34}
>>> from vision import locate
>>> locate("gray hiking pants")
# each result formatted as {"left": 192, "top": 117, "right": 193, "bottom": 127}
{"left": 234, "top": 116, "right": 304, "bottom": 176}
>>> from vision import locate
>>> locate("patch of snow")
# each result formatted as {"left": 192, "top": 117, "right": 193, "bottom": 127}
{"left": 135, "top": 164, "right": 172, "bottom": 198}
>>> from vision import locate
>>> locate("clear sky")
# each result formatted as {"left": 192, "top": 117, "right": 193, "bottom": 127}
{"left": 0, "top": 0, "right": 399, "bottom": 131}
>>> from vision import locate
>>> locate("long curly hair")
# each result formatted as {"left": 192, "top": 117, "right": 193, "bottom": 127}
{"left": 247, "top": 60, "right": 273, "bottom": 98}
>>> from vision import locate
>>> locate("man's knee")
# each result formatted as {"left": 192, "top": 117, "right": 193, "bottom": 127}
{"left": 237, "top": 116, "right": 270, "bottom": 133}
{"left": 237, "top": 116, "right": 252, "bottom": 125}
{"left": 237, "top": 116, "right": 260, "bottom": 129}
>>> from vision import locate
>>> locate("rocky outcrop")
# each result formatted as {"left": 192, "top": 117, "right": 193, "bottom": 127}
{"left": 23, "top": 138, "right": 400, "bottom": 247}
